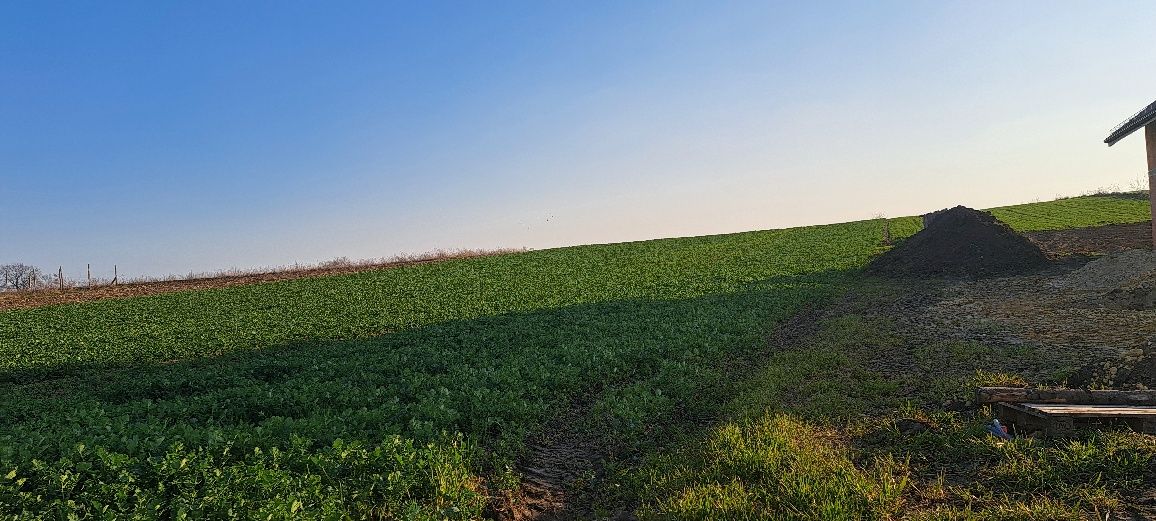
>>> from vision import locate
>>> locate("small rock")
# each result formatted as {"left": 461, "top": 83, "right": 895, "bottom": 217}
{"left": 942, "top": 399, "right": 971, "bottom": 412}
{"left": 896, "top": 418, "right": 935, "bottom": 435}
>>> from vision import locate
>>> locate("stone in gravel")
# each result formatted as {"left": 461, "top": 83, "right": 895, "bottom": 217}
{"left": 896, "top": 418, "right": 935, "bottom": 435}
{"left": 942, "top": 399, "right": 972, "bottom": 412}
{"left": 1113, "top": 285, "right": 1156, "bottom": 310}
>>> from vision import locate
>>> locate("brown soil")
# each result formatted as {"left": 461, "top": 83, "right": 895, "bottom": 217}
{"left": 868, "top": 206, "right": 1048, "bottom": 279}
{"left": 1108, "top": 282, "right": 1156, "bottom": 311}
{"left": 1025, "top": 221, "right": 1153, "bottom": 257}
{"left": 921, "top": 271, "right": 1151, "bottom": 383}
{"left": 486, "top": 404, "right": 614, "bottom": 521}
{"left": 909, "top": 244, "right": 1156, "bottom": 390}
{"left": 0, "top": 250, "right": 518, "bottom": 312}
{"left": 844, "top": 263, "right": 1156, "bottom": 518}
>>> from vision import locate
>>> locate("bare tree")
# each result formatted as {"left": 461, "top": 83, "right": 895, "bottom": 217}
{"left": 0, "top": 263, "right": 43, "bottom": 291}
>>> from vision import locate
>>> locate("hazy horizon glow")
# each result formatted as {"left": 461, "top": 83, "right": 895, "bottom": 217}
{"left": 4, "top": 1, "right": 1156, "bottom": 279}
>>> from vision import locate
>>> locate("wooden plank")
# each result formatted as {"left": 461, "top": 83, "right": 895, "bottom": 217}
{"left": 999, "top": 402, "right": 1050, "bottom": 419}
{"left": 1147, "top": 123, "right": 1156, "bottom": 173}
{"left": 976, "top": 387, "right": 1156, "bottom": 405}
{"left": 995, "top": 403, "right": 1156, "bottom": 436}
{"left": 995, "top": 402, "right": 1049, "bottom": 433}
{"left": 1021, "top": 403, "right": 1156, "bottom": 418}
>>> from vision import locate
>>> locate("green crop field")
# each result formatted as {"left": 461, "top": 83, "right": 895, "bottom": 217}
{"left": 988, "top": 194, "right": 1151, "bottom": 232}
{"left": 0, "top": 194, "right": 1150, "bottom": 519}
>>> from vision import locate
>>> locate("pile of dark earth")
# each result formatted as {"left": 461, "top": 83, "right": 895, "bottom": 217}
{"left": 867, "top": 205, "right": 1049, "bottom": 279}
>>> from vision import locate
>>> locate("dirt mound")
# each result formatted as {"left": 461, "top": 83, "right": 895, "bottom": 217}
{"left": 1048, "top": 249, "right": 1156, "bottom": 310}
{"left": 867, "top": 206, "right": 1048, "bottom": 278}
{"left": 1052, "top": 249, "right": 1156, "bottom": 291}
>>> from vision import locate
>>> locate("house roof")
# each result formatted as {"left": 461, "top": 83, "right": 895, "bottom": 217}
{"left": 1105, "top": 99, "right": 1156, "bottom": 146}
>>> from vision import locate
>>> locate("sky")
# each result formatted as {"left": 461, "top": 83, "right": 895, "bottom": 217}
{"left": 4, "top": 1, "right": 1156, "bottom": 279}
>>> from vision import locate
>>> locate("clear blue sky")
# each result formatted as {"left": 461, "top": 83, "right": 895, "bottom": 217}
{"left": 4, "top": 1, "right": 1156, "bottom": 278}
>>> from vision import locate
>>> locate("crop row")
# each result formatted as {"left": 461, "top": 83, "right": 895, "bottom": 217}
{"left": 988, "top": 194, "right": 1150, "bottom": 232}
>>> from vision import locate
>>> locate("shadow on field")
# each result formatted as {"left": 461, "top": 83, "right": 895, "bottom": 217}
{"left": 0, "top": 269, "right": 857, "bottom": 518}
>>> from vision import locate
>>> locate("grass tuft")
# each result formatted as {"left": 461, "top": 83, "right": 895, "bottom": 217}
{"left": 639, "top": 414, "right": 910, "bottom": 520}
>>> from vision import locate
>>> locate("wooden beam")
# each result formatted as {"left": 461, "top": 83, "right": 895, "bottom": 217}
{"left": 977, "top": 387, "right": 1156, "bottom": 405}
{"left": 1148, "top": 123, "right": 1156, "bottom": 172}
{"left": 1022, "top": 403, "right": 1156, "bottom": 417}
{"left": 996, "top": 402, "right": 1156, "bottom": 436}
{"left": 1147, "top": 123, "right": 1156, "bottom": 249}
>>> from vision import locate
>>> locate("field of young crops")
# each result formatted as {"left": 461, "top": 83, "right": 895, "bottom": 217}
{"left": 988, "top": 193, "right": 1151, "bottom": 232}
{"left": 0, "top": 194, "right": 1149, "bottom": 518}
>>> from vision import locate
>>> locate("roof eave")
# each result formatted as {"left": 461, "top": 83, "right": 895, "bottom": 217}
{"left": 1105, "top": 99, "right": 1156, "bottom": 146}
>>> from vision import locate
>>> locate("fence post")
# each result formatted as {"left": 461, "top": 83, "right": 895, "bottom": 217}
{"left": 58, "top": 266, "right": 63, "bottom": 291}
{"left": 113, "top": 265, "right": 118, "bottom": 286}
{"left": 87, "top": 264, "right": 91, "bottom": 288}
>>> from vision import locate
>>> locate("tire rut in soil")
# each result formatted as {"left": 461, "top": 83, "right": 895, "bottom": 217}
{"left": 487, "top": 407, "right": 607, "bottom": 521}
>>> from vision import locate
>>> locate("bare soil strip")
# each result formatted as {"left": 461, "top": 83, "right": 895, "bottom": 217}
{"left": 1026, "top": 220, "right": 1153, "bottom": 257}
{"left": 486, "top": 405, "right": 605, "bottom": 521}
